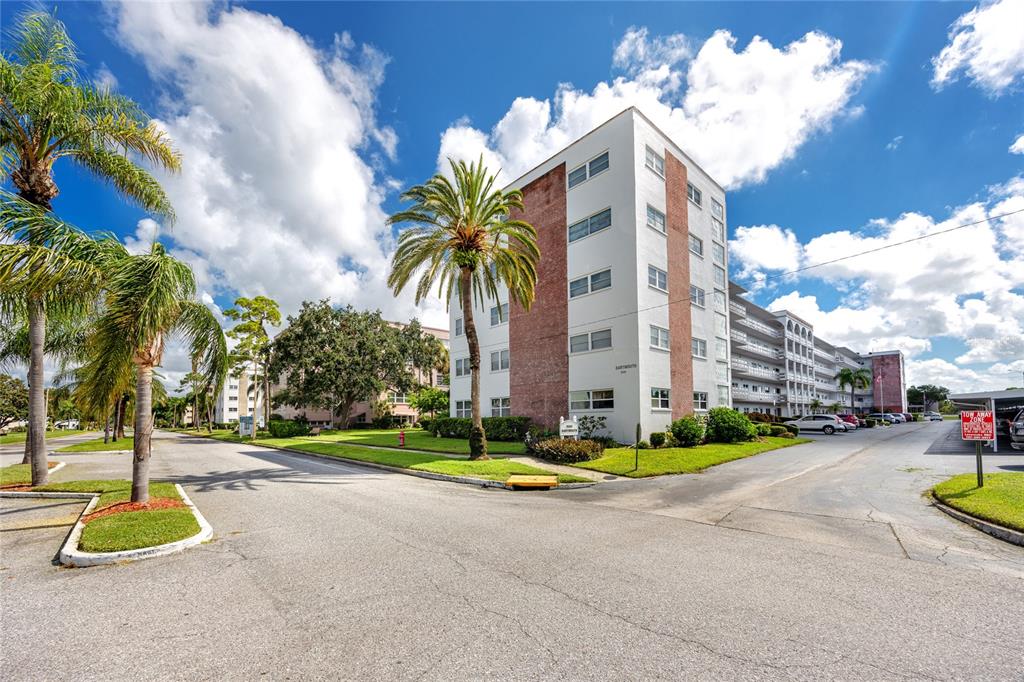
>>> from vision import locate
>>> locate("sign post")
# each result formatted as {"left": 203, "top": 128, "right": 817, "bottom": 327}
{"left": 559, "top": 416, "right": 579, "bottom": 441}
{"left": 960, "top": 410, "right": 995, "bottom": 488}
{"left": 634, "top": 423, "right": 641, "bottom": 472}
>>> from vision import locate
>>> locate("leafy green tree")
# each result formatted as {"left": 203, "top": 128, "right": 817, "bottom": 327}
{"left": 0, "top": 9, "right": 179, "bottom": 484}
{"left": 828, "top": 402, "right": 841, "bottom": 414}
{"left": 835, "top": 367, "right": 871, "bottom": 414}
{"left": 809, "top": 398, "right": 822, "bottom": 414}
{"left": 270, "top": 301, "right": 413, "bottom": 429}
{"left": 906, "top": 384, "right": 949, "bottom": 411}
{"left": 0, "top": 374, "right": 29, "bottom": 431}
{"left": 387, "top": 157, "right": 539, "bottom": 459}
{"left": 224, "top": 296, "right": 281, "bottom": 439}
{"left": 398, "top": 320, "right": 447, "bottom": 386}
{"left": 408, "top": 386, "right": 449, "bottom": 420}
{"left": 77, "top": 243, "right": 226, "bottom": 503}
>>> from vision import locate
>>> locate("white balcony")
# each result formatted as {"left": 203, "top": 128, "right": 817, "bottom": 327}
{"left": 730, "top": 329, "right": 748, "bottom": 343}
{"left": 735, "top": 315, "right": 782, "bottom": 339}
{"left": 729, "top": 301, "right": 747, "bottom": 317}
{"left": 731, "top": 389, "right": 781, "bottom": 404}
{"left": 731, "top": 359, "right": 785, "bottom": 381}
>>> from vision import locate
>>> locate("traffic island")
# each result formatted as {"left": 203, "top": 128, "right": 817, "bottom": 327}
{"left": 0, "top": 467, "right": 212, "bottom": 566}
{"left": 932, "top": 473, "right": 1024, "bottom": 547}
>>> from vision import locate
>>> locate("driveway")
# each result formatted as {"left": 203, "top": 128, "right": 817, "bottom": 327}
{"left": 567, "top": 421, "right": 1024, "bottom": 577}
{"left": 2, "top": 428, "right": 1023, "bottom": 679}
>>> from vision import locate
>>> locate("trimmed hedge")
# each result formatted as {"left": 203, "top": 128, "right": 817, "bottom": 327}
{"left": 769, "top": 425, "right": 789, "bottom": 437}
{"left": 530, "top": 438, "right": 604, "bottom": 463}
{"left": 785, "top": 424, "right": 800, "bottom": 436}
{"left": 429, "top": 416, "right": 531, "bottom": 442}
{"left": 268, "top": 419, "right": 311, "bottom": 438}
{"left": 650, "top": 432, "right": 667, "bottom": 448}
{"left": 706, "top": 407, "right": 756, "bottom": 443}
{"left": 756, "top": 423, "right": 772, "bottom": 437}
{"left": 670, "top": 415, "right": 705, "bottom": 447}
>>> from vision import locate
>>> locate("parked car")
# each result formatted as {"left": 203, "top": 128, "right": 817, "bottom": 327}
{"left": 1007, "top": 409, "right": 1024, "bottom": 451}
{"left": 53, "top": 419, "right": 79, "bottom": 430}
{"left": 836, "top": 414, "right": 860, "bottom": 429}
{"left": 923, "top": 411, "right": 943, "bottom": 421}
{"left": 901, "top": 413, "right": 914, "bottom": 422}
{"left": 885, "top": 413, "right": 906, "bottom": 423}
{"left": 867, "top": 412, "right": 894, "bottom": 424}
{"left": 784, "top": 415, "right": 848, "bottom": 435}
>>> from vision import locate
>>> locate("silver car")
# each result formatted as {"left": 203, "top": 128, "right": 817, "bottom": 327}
{"left": 784, "top": 415, "right": 848, "bottom": 435}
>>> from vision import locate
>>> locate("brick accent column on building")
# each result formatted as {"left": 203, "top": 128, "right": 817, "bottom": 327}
{"left": 872, "top": 354, "right": 904, "bottom": 413}
{"left": 509, "top": 164, "right": 569, "bottom": 430}
{"left": 665, "top": 151, "right": 695, "bottom": 418}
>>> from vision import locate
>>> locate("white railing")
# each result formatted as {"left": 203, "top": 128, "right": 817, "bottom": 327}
{"left": 735, "top": 316, "right": 782, "bottom": 338}
{"left": 731, "top": 360, "right": 785, "bottom": 381}
{"left": 730, "top": 329, "right": 748, "bottom": 343}
{"left": 729, "top": 301, "right": 747, "bottom": 316}
{"left": 731, "top": 389, "right": 778, "bottom": 403}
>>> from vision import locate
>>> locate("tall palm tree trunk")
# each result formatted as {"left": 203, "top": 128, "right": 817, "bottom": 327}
{"left": 27, "top": 295, "right": 48, "bottom": 485}
{"left": 104, "top": 411, "right": 111, "bottom": 444}
{"left": 131, "top": 363, "right": 155, "bottom": 503}
{"left": 459, "top": 267, "right": 488, "bottom": 460}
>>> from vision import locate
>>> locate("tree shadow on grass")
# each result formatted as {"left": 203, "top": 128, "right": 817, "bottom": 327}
{"left": 165, "top": 447, "right": 387, "bottom": 493}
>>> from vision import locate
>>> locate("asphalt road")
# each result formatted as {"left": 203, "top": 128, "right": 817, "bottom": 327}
{"left": 2, "top": 425, "right": 1023, "bottom": 680}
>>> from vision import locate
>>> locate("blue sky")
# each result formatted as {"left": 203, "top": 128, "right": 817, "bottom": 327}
{"left": 3, "top": 1, "right": 1023, "bottom": 391}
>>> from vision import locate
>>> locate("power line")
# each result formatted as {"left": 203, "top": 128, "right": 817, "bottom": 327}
{"left": 456, "top": 206, "right": 1024, "bottom": 353}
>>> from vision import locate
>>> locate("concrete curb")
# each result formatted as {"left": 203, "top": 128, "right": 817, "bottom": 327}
{"left": 932, "top": 495, "right": 1024, "bottom": 547}
{"left": 53, "top": 449, "right": 132, "bottom": 455}
{"left": 1, "top": 484, "right": 213, "bottom": 567}
{"left": 215, "top": 438, "right": 595, "bottom": 491}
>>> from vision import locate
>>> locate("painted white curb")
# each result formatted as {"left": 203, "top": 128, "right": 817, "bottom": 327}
{"left": 0, "top": 483, "right": 213, "bottom": 567}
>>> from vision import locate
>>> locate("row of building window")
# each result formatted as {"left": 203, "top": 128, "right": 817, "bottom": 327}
{"left": 569, "top": 268, "right": 612, "bottom": 298}
{"left": 567, "top": 151, "right": 610, "bottom": 189}
{"left": 455, "top": 389, "right": 727, "bottom": 417}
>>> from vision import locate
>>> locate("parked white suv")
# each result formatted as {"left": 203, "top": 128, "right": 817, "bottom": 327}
{"left": 784, "top": 415, "right": 848, "bottom": 435}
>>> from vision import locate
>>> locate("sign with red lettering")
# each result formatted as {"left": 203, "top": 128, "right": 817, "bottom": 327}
{"left": 960, "top": 411, "right": 995, "bottom": 441}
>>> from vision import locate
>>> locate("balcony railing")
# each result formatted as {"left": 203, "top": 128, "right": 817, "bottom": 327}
{"left": 736, "top": 343, "right": 780, "bottom": 359}
{"left": 731, "top": 389, "right": 782, "bottom": 403}
{"left": 735, "top": 315, "right": 782, "bottom": 338}
{"left": 729, "top": 301, "right": 747, "bottom": 317}
{"left": 730, "top": 329, "right": 748, "bottom": 343}
{"left": 731, "top": 359, "right": 785, "bottom": 381}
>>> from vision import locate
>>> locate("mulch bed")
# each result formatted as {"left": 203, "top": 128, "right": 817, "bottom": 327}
{"left": 83, "top": 498, "right": 184, "bottom": 523}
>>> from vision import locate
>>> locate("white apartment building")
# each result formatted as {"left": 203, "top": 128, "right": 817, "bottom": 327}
{"left": 213, "top": 370, "right": 262, "bottom": 425}
{"left": 447, "top": 107, "right": 731, "bottom": 443}
{"left": 729, "top": 282, "right": 904, "bottom": 417}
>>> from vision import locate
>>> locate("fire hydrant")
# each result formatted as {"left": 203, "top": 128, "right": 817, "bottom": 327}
{"left": 399, "top": 430, "right": 406, "bottom": 447}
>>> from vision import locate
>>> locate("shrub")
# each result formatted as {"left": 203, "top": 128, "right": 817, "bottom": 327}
{"left": 784, "top": 424, "right": 800, "bottom": 436}
{"left": 748, "top": 412, "right": 772, "bottom": 423}
{"left": 756, "top": 423, "right": 772, "bottom": 437}
{"left": 417, "top": 418, "right": 432, "bottom": 432}
{"left": 865, "top": 419, "right": 876, "bottom": 428}
{"left": 637, "top": 440, "right": 650, "bottom": 449}
{"left": 530, "top": 438, "right": 604, "bottom": 463}
{"left": 650, "top": 432, "right": 667, "bottom": 448}
{"left": 577, "top": 415, "right": 607, "bottom": 439}
{"left": 778, "top": 431, "right": 796, "bottom": 439}
{"left": 670, "top": 415, "right": 705, "bottom": 447}
{"left": 429, "top": 416, "right": 531, "bottom": 441}
{"left": 267, "top": 419, "right": 311, "bottom": 438}
{"left": 769, "top": 425, "right": 788, "bottom": 437}
{"left": 706, "top": 407, "right": 755, "bottom": 443}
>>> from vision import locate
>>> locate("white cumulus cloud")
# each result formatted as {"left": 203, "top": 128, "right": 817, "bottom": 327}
{"left": 1010, "top": 134, "right": 1024, "bottom": 154}
{"left": 438, "top": 28, "right": 875, "bottom": 189}
{"left": 931, "top": 0, "right": 1024, "bottom": 95}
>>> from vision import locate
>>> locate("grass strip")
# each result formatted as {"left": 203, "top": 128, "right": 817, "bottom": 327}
{"left": 0, "top": 461, "right": 60, "bottom": 487}
{"left": 0, "top": 429, "right": 90, "bottom": 445}
{"left": 933, "top": 473, "right": 1024, "bottom": 533}
{"left": 574, "top": 437, "right": 811, "bottom": 478}
{"left": 56, "top": 436, "right": 134, "bottom": 453}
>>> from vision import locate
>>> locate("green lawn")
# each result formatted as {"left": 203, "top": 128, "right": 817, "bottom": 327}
{"left": 57, "top": 436, "right": 134, "bottom": 452}
{"left": 313, "top": 428, "right": 527, "bottom": 455}
{"left": 0, "top": 461, "right": 60, "bottom": 487}
{"left": 574, "top": 437, "right": 811, "bottom": 478}
{"left": 933, "top": 473, "right": 1024, "bottom": 533}
{"left": 0, "top": 429, "right": 90, "bottom": 445}
{"left": 234, "top": 437, "right": 587, "bottom": 484}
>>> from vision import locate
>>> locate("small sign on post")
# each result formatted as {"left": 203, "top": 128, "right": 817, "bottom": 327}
{"left": 239, "top": 415, "right": 253, "bottom": 437}
{"left": 559, "top": 416, "right": 579, "bottom": 440}
{"left": 961, "top": 410, "right": 995, "bottom": 487}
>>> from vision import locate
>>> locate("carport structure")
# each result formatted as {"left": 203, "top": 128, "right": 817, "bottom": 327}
{"left": 948, "top": 388, "right": 1024, "bottom": 453}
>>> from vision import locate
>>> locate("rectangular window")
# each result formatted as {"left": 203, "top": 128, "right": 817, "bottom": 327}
{"left": 229, "top": 396, "right": 238, "bottom": 401}
{"left": 712, "top": 242, "right": 725, "bottom": 265}
{"left": 651, "top": 388, "right": 671, "bottom": 410}
{"left": 490, "top": 397, "right": 511, "bottom": 418}
{"left": 229, "top": 407, "right": 238, "bottom": 413}
{"left": 569, "top": 389, "right": 614, "bottom": 411}
{"left": 388, "top": 391, "right": 408, "bottom": 404}
{"left": 568, "top": 151, "right": 609, "bottom": 189}
{"left": 715, "top": 312, "right": 728, "bottom": 336}
{"left": 650, "top": 325, "right": 670, "bottom": 351}
{"left": 648, "top": 265, "right": 668, "bottom": 292}
{"left": 455, "top": 400, "right": 471, "bottom": 418}
{"left": 569, "top": 333, "right": 589, "bottom": 354}
{"left": 568, "top": 208, "right": 612, "bottom": 243}
{"left": 711, "top": 198, "right": 724, "bottom": 219}
{"left": 713, "top": 265, "right": 726, "bottom": 288}
{"left": 713, "top": 289, "right": 726, "bottom": 312}
{"left": 692, "top": 337, "right": 707, "bottom": 358}
{"left": 716, "top": 337, "right": 728, "bottom": 361}
{"left": 570, "top": 269, "right": 612, "bottom": 298}
{"left": 717, "top": 385, "right": 731, "bottom": 405}
{"left": 693, "top": 392, "right": 709, "bottom": 410}
{"left": 645, "top": 146, "right": 665, "bottom": 176}
{"left": 490, "top": 303, "right": 508, "bottom": 326}
{"left": 712, "top": 218, "right": 725, "bottom": 242}
{"left": 689, "top": 234, "right": 704, "bottom": 256}
{"left": 455, "top": 357, "right": 471, "bottom": 377}
{"left": 690, "top": 284, "right": 705, "bottom": 308}
{"left": 687, "top": 182, "right": 702, "bottom": 207}
{"left": 716, "top": 361, "right": 729, "bottom": 382}
{"left": 569, "top": 276, "right": 589, "bottom": 298}
{"left": 569, "top": 329, "right": 613, "bottom": 353}
{"left": 646, "top": 204, "right": 666, "bottom": 233}
{"left": 490, "top": 349, "right": 510, "bottom": 372}
{"left": 454, "top": 318, "right": 463, "bottom": 336}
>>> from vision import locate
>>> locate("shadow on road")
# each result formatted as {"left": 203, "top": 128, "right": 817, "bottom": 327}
{"left": 167, "top": 447, "right": 382, "bottom": 493}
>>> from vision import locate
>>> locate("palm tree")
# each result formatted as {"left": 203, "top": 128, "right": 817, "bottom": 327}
{"left": 809, "top": 398, "right": 822, "bottom": 414}
{"left": 0, "top": 196, "right": 127, "bottom": 483}
{"left": 828, "top": 402, "right": 841, "bottom": 414}
{"left": 387, "top": 157, "right": 539, "bottom": 459}
{"left": 1, "top": 9, "right": 180, "bottom": 484}
{"left": 78, "top": 243, "right": 226, "bottom": 503}
{"left": 835, "top": 367, "right": 871, "bottom": 415}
